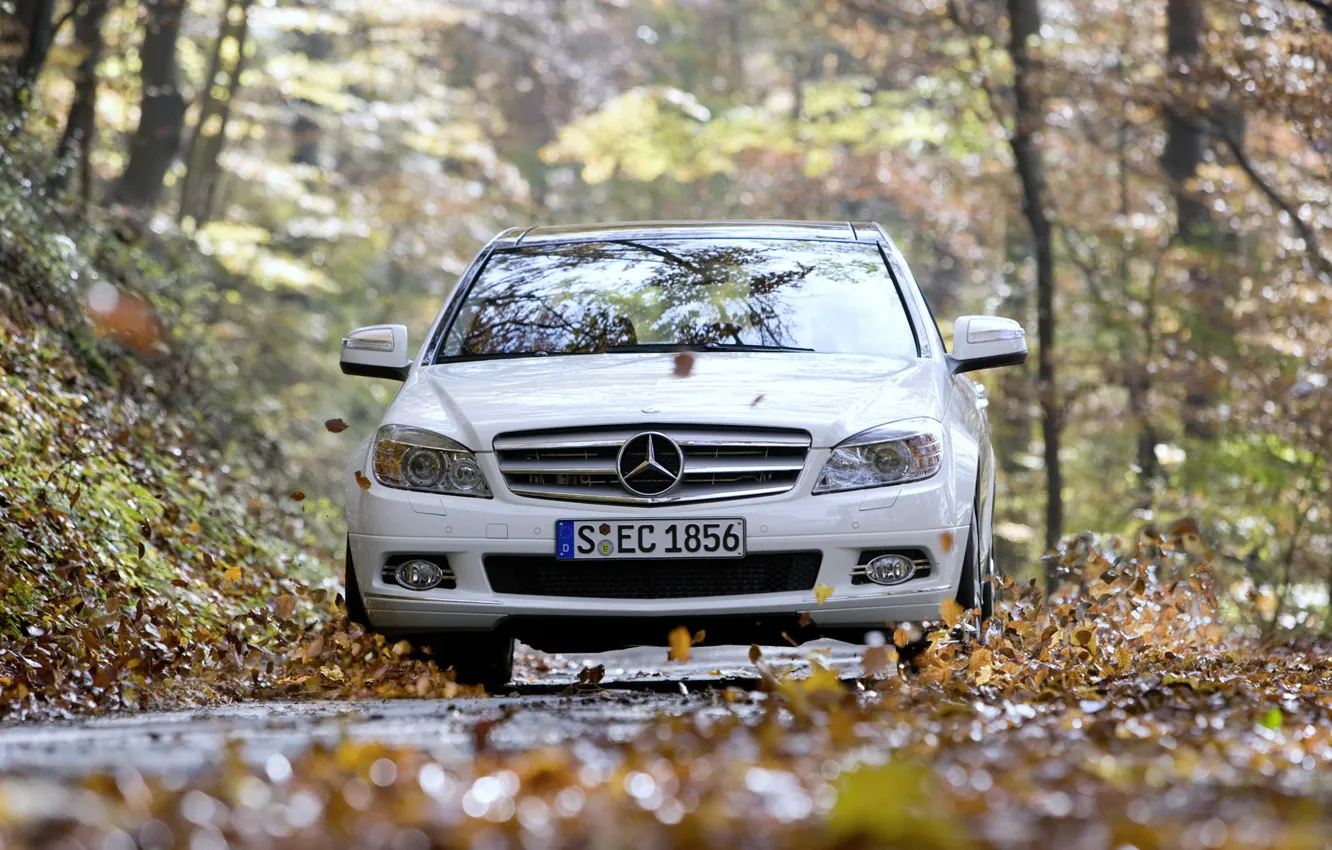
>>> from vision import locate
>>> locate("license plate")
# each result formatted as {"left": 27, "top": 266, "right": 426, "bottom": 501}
{"left": 556, "top": 519, "right": 746, "bottom": 560}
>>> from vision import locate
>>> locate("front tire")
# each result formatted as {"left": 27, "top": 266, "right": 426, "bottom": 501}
{"left": 420, "top": 634, "right": 515, "bottom": 693}
{"left": 344, "top": 541, "right": 371, "bottom": 629}
{"left": 955, "top": 508, "right": 989, "bottom": 641}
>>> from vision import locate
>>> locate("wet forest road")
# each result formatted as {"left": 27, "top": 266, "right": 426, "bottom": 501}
{"left": 0, "top": 642, "right": 862, "bottom": 778}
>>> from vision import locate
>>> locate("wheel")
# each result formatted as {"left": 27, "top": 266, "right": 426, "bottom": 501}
{"left": 344, "top": 541, "right": 371, "bottom": 629}
{"left": 420, "top": 633, "right": 515, "bottom": 693}
{"left": 954, "top": 507, "right": 987, "bottom": 642}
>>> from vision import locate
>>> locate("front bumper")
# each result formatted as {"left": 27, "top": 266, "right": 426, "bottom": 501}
{"left": 348, "top": 457, "right": 970, "bottom": 642}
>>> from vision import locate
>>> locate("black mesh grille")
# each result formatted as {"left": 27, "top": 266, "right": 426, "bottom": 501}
{"left": 484, "top": 552, "right": 822, "bottom": 599}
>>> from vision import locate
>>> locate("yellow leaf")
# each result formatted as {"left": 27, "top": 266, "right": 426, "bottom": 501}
{"left": 668, "top": 626, "right": 691, "bottom": 663}
{"left": 940, "top": 597, "right": 966, "bottom": 628}
{"left": 893, "top": 627, "right": 910, "bottom": 648}
{"left": 814, "top": 584, "right": 834, "bottom": 605}
{"left": 223, "top": 566, "right": 243, "bottom": 584}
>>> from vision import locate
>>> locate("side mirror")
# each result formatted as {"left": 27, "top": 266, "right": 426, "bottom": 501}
{"left": 341, "top": 324, "right": 411, "bottom": 381}
{"left": 947, "top": 316, "right": 1028, "bottom": 374}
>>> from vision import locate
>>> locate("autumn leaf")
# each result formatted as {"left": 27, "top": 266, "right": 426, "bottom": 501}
{"left": 751, "top": 394, "right": 765, "bottom": 406}
{"left": 672, "top": 351, "right": 694, "bottom": 377}
{"left": 893, "top": 627, "right": 910, "bottom": 648}
{"left": 273, "top": 594, "right": 296, "bottom": 619}
{"left": 939, "top": 531, "right": 955, "bottom": 553}
{"left": 222, "top": 566, "right": 243, "bottom": 584}
{"left": 354, "top": 470, "right": 372, "bottom": 491}
{"left": 324, "top": 418, "right": 349, "bottom": 433}
{"left": 813, "top": 584, "right": 833, "bottom": 605}
{"left": 691, "top": 630, "right": 706, "bottom": 645}
{"left": 798, "top": 612, "right": 812, "bottom": 627}
{"left": 861, "top": 644, "right": 897, "bottom": 677}
{"left": 291, "top": 490, "right": 305, "bottom": 502}
{"left": 667, "top": 625, "right": 692, "bottom": 662}
{"left": 748, "top": 644, "right": 763, "bottom": 664}
{"left": 939, "top": 597, "right": 965, "bottom": 628}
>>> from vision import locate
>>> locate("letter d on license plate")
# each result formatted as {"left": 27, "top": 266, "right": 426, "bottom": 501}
{"left": 556, "top": 519, "right": 745, "bottom": 560}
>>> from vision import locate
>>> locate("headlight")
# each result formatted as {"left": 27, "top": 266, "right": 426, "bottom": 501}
{"left": 372, "top": 425, "right": 492, "bottom": 497}
{"left": 813, "top": 418, "right": 943, "bottom": 494}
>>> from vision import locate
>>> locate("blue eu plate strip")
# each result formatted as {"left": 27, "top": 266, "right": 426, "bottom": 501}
{"left": 556, "top": 520, "right": 576, "bottom": 560}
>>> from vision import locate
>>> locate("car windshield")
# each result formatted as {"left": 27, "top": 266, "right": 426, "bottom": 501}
{"left": 436, "top": 238, "right": 919, "bottom": 360}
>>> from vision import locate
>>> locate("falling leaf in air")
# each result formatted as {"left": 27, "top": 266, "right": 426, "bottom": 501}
{"left": 749, "top": 644, "right": 763, "bottom": 664}
{"left": 274, "top": 594, "right": 297, "bottom": 619}
{"left": 673, "top": 351, "right": 694, "bottom": 377}
{"left": 302, "top": 635, "right": 325, "bottom": 661}
{"left": 893, "top": 627, "right": 910, "bottom": 647}
{"left": 222, "top": 566, "right": 243, "bottom": 584}
{"left": 691, "top": 630, "right": 706, "bottom": 645}
{"left": 814, "top": 584, "right": 834, "bottom": 605}
{"left": 291, "top": 490, "right": 306, "bottom": 502}
{"left": 1259, "top": 706, "right": 1283, "bottom": 730}
{"left": 798, "top": 612, "right": 812, "bottom": 627}
{"left": 939, "top": 531, "right": 955, "bottom": 553}
{"left": 668, "top": 626, "right": 692, "bottom": 662}
{"left": 325, "top": 418, "right": 350, "bottom": 433}
{"left": 861, "top": 644, "right": 897, "bottom": 677}
{"left": 751, "top": 394, "right": 765, "bottom": 406}
{"left": 355, "top": 470, "right": 372, "bottom": 490}
{"left": 940, "top": 597, "right": 965, "bottom": 628}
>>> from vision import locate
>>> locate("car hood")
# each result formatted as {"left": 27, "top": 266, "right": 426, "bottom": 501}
{"left": 386, "top": 352, "right": 947, "bottom": 450}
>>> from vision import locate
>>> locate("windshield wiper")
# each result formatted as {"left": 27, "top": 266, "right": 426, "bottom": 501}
{"left": 604, "top": 343, "right": 815, "bottom": 353}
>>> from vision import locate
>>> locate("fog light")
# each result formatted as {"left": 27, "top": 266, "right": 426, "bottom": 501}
{"left": 394, "top": 559, "right": 446, "bottom": 591}
{"left": 865, "top": 554, "right": 915, "bottom": 586}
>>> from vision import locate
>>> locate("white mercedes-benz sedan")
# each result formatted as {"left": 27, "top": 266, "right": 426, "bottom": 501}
{"left": 340, "top": 221, "right": 1027, "bottom": 688}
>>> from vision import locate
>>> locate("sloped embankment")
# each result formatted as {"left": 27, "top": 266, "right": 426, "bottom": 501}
{"left": 0, "top": 161, "right": 475, "bottom": 720}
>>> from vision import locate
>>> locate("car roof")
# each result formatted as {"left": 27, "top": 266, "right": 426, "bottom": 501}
{"left": 491, "top": 220, "right": 887, "bottom": 247}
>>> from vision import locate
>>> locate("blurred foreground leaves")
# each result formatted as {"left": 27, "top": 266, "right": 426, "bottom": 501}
{"left": 2, "top": 560, "right": 1331, "bottom": 848}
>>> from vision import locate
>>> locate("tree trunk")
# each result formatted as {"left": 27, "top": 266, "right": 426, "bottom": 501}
{"left": 109, "top": 0, "right": 187, "bottom": 209}
{"left": 1162, "top": 0, "right": 1209, "bottom": 242}
{"left": 178, "top": 0, "right": 253, "bottom": 225}
{"left": 289, "top": 0, "right": 333, "bottom": 166}
{"left": 51, "top": 0, "right": 112, "bottom": 197}
{"left": 5, "top": 0, "right": 57, "bottom": 108}
{"left": 1005, "top": 0, "right": 1063, "bottom": 570}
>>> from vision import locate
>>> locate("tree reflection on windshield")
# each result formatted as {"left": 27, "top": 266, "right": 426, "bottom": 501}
{"left": 438, "top": 238, "right": 918, "bottom": 360}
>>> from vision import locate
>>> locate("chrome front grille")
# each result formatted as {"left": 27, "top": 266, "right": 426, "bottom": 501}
{"left": 493, "top": 426, "right": 811, "bottom": 505}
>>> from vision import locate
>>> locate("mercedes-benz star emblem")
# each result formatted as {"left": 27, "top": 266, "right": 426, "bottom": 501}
{"left": 616, "top": 432, "right": 684, "bottom": 496}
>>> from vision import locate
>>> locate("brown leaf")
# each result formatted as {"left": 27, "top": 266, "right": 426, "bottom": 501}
{"left": 861, "top": 644, "right": 897, "bottom": 677}
{"left": 576, "top": 664, "right": 605, "bottom": 686}
{"left": 274, "top": 594, "right": 297, "bottom": 619}
{"left": 749, "top": 644, "right": 763, "bottom": 664}
{"left": 939, "top": 531, "right": 955, "bottom": 554}
{"left": 302, "top": 635, "right": 325, "bottom": 661}
{"left": 291, "top": 490, "right": 306, "bottom": 502}
{"left": 673, "top": 351, "right": 695, "bottom": 377}
{"left": 751, "top": 394, "right": 765, "bottom": 406}
{"left": 325, "top": 418, "right": 350, "bottom": 433}
{"left": 354, "top": 470, "right": 372, "bottom": 491}
{"left": 691, "top": 630, "right": 706, "bottom": 645}
{"left": 798, "top": 612, "right": 812, "bottom": 627}
{"left": 668, "top": 626, "right": 692, "bottom": 663}
{"left": 893, "top": 627, "right": 910, "bottom": 648}
{"left": 940, "top": 598, "right": 965, "bottom": 629}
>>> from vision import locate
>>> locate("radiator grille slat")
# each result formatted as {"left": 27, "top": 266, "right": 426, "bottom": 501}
{"left": 494, "top": 425, "right": 810, "bottom": 506}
